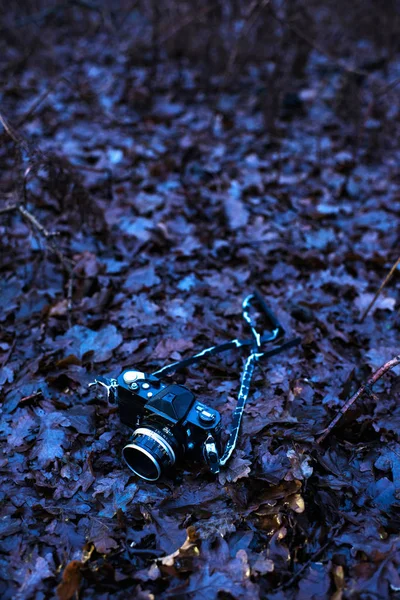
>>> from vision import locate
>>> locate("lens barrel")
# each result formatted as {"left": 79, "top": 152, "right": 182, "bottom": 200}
{"left": 122, "top": 426, "right": 177, "bottom": 481}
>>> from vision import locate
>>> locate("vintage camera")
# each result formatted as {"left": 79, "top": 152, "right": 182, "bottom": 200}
{"left": 93, "top": 292, "right": 298, "bottom": 481}
{"left": 115, "top": 369, "right": 222, "bottom": 481}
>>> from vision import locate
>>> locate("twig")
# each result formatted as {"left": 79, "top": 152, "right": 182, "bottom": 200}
{"left": 359, "top": 256, "right": 400, "bottom": 322}
{"left": 18, "top": 205, "right": 72, "bottom": 272}
{"left": 128, "top": 548, "right": 164, "bottom": 557}
{"left": 277, "top": 522, "right": 342, "bottom": 590}
{"left": 317, "top": 354, "right": 400, "bottom": 443}
{"left": 0, "top": 203, "right": 18, "bottom": 215}
{"left": 1, "top": 201, "right": 75, "bottom": 323}
{"left": 376, "top": 75, "right": 400, "bottom": 97}
{"left": 66, "top": 275, "right": 74, "bottom": 329}
{"left": 0, "top": 5, "right": 64, "bottom": 34}
{"left": 1, "top": 338, "right": 16, "bottom": 368}
{"left": 0, "top": 0, "right": 103, "bottom": 35}
{"left": 17, "top": 76, "right": 65, "bottom": 127}
{"left": 0, "top": 113, "right": 28, "bottom": 149}
{"left": 270, "top": 8, "right": 367, "bottom": 79}
{"left": 363, "top": 384, "right": 379, "bottom": 404}
{"left": 159, "top": 5, "right": 215, "bottom": 45}
{"left": 225, "top": 0, "right": 271, "bottom": 78}
{"left": 271, "top": 6, "right": 400, "bottom": 100}
{"left": 19, "top": 390, "right": 43, "bottom": 405}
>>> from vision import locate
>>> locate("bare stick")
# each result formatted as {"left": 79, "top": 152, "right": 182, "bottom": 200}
{"left": 269, "top": 9, "right": 366, "bottom": 78}
{"left": 0, "top": 113, "right": 29, "bottom": 151}
{"left": 277, "top": 522, "right": 342, "bottom": 590}
{"left": 0, "top": 5, "right": 66, "bottom": 33}
{"left": 359, "top": 256, "right": 400, "bottom": 322}
{"left": 0, "top": 203, "right": 18, "bottom": 215}
{"left": 159, "top": 5, "right": 215, "bottom": 44}
{"left": 317, "top": 354, "right": 400, "bottom": 443}
{"left": 67, "top": 274, "right": 74, "bottom": 329}
{"left": 17, "top": 76, "right": 65, "bottom": 127}
{"left": 270, "top": 7, "right": 400, "bottom": 99}
{"left": 18, "top": 205, "right": 72, "bottom": 271}
{"left": 1, "top": 201, "right": 75, "bottom": 323}
{"left": 225, "top": 0, "right": 271, "bottom": 78}
{"left": 19, "top": 391, "right": 43, "bottom": 405}
{"left": 1, "top": 338, "right": 16, "bottom": 368}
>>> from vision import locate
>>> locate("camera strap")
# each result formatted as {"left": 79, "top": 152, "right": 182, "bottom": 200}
{"left": 151, "top": 291, "right": 300, "bottom": 473}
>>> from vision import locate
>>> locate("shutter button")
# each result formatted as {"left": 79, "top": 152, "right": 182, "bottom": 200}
{"left": 198, "top": 410, "right": 215, "bottom": 424}
{"left": 123, "top": 370, "right": 145, "bottom": 384}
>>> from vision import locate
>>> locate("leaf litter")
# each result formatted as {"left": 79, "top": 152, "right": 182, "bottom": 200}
{"left": 1, "top": 2, "right": 400, "bottom": 599}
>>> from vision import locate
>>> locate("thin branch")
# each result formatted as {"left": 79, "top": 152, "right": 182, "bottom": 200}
{"left": 225, "top": 0, "right": 271, "bottom": 78}
{"left": 277, "top": 522, "right": 343, "bottom": 590}
{"left": 363, "top": 384, "right": 379, "bottom": 404}
{"left": 317, "top": 354, "right": 400, "bottom": 443}
{"left": 0, "top": 203, "right": 18, "bottom": 215}
{"left": 17, "top": 76, "right": 64, "bottom": 127}
{"left": 18, "top": 205, "right": 73, "bottom": 272}
{"left": 0, "top": 113, "right": 28, "bottom": 149}
{"left": 360, "top": 256, "right": 400, "bottom": 322}
{"left": 1, "top": 201, "right": 75, "bottom": 324}
{"left": 271, "top": 6, "right": 400, "bottom": 100}
{"left": 159, "top": 5, "right": 215, "bottom": 45}
{"left": 1, "top": 338, "right": 16, "bottom": 368}
{"left": 19, "top": 391, "right": 43, "bottom": 405}
{"left": 270, "top": 8, "right": 367, "bottom": 78}
{"left": 66, "top": 275, "right": 74, "bottom": 329}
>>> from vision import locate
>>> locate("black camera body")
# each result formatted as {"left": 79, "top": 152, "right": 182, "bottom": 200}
{"left": 116, "top": 369, "right": 222, "bottom": 481}
{"left": 93, "top": 292, "right": 297, "bottom": 481}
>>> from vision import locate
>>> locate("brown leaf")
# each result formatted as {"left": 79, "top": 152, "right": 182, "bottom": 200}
{"left": 56, "top": 560, "right": 82, "bottom": 600}
{"left": 218, "top": 450, "right": 251, "bottom": 484}
{"left": 159, "top": 526, "right": 200, "bottom": 576}
{"left": 153, "top": 338, "right": 194, "bottom": 359}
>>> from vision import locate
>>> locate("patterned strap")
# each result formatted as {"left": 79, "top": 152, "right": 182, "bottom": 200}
{"left": 151, "top": 293, "right": 300, "bottom": 470}
{"left": 151, "top": 335, "right": 284, "bottom": 378}
{"left": 219, "top": 338, "right": 300, "bottom": 466}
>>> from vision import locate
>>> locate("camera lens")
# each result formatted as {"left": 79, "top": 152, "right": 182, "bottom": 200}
{"left": 122, "top": 427, "right": 177, "bottom": 481}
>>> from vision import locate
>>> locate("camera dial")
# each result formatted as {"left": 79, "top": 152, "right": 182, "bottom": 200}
{"left": 123, "top": 370, "right": 145, "bottom": 385}
{"left": 122, "top": 426, "right": 178, "bottom": 481}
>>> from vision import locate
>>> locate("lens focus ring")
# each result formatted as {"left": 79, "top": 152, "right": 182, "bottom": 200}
{"left": 122, "top": 427, "right": 176, "bottom": 481}
{"left": 134, "top": 428, "right": 176, "bottom": 463}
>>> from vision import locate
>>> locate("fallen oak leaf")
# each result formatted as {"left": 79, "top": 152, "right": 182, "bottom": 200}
{"left": 56, "top": 324, "right": 122, "bottom": 363}
{"left": 195, "top": 511, "right": 237, "bottom": 540}
{"left": 92, "top": 472, "right": 138, "bottom": 517}
{"left": 355, "top": 292, "right": 396, "bottom": 318}
{"left": 366, "top": 347, "right": 400, "bottom": 374}
{"left": 285, "top": 448, "right": 313, "bottom": 480}
{"left": 56, "top": 544, "right": 94, "bottom": 600}
{"left": 88, "top": 519, "right": 119, "bottom": 554}
{"left": 224, "top": 180, "right": 249, "bottom": 229}
{"left": 5, "top": 410, "right": 37, "bottom": 448}
{"left": 15, "top": 553, "right": 54, "bottom": 600}
{"left": 158, "top": 526, "right": 200, "bottom": 576}
{"left": 218, "top": 450, "right": 251, "bottom": 484}
{"left": 153, "top": 337, "right": 194, "bottom": 360}
{"left": 168, "top": 539, "right": 259, "bottom": 600}
{"left": 149, "top": 509, "right": 188, "bottom": 555}
{"left": 256, "top": 441, "right": 291, "bottom": 484}
{"left": 287, "top": 493, "right": 306, "bottom": 513}
{"left": 31, "top": 410, "right": 71, "bottom": 468}
{"left": 168, "top": 563, "right": 255, "bottom": 600}
{"left": 252, "top": 553, "right": 274, "bottom": 576}
{"left": 297, "top": 562, "right": 331, "bottom": 599}
{"left": 56, "top": 560, "right": 82, "bottom": 600}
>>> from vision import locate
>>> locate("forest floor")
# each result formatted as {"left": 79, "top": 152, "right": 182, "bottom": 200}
{"left": 1, "top": 4, "right": 400, "bottom": 600}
